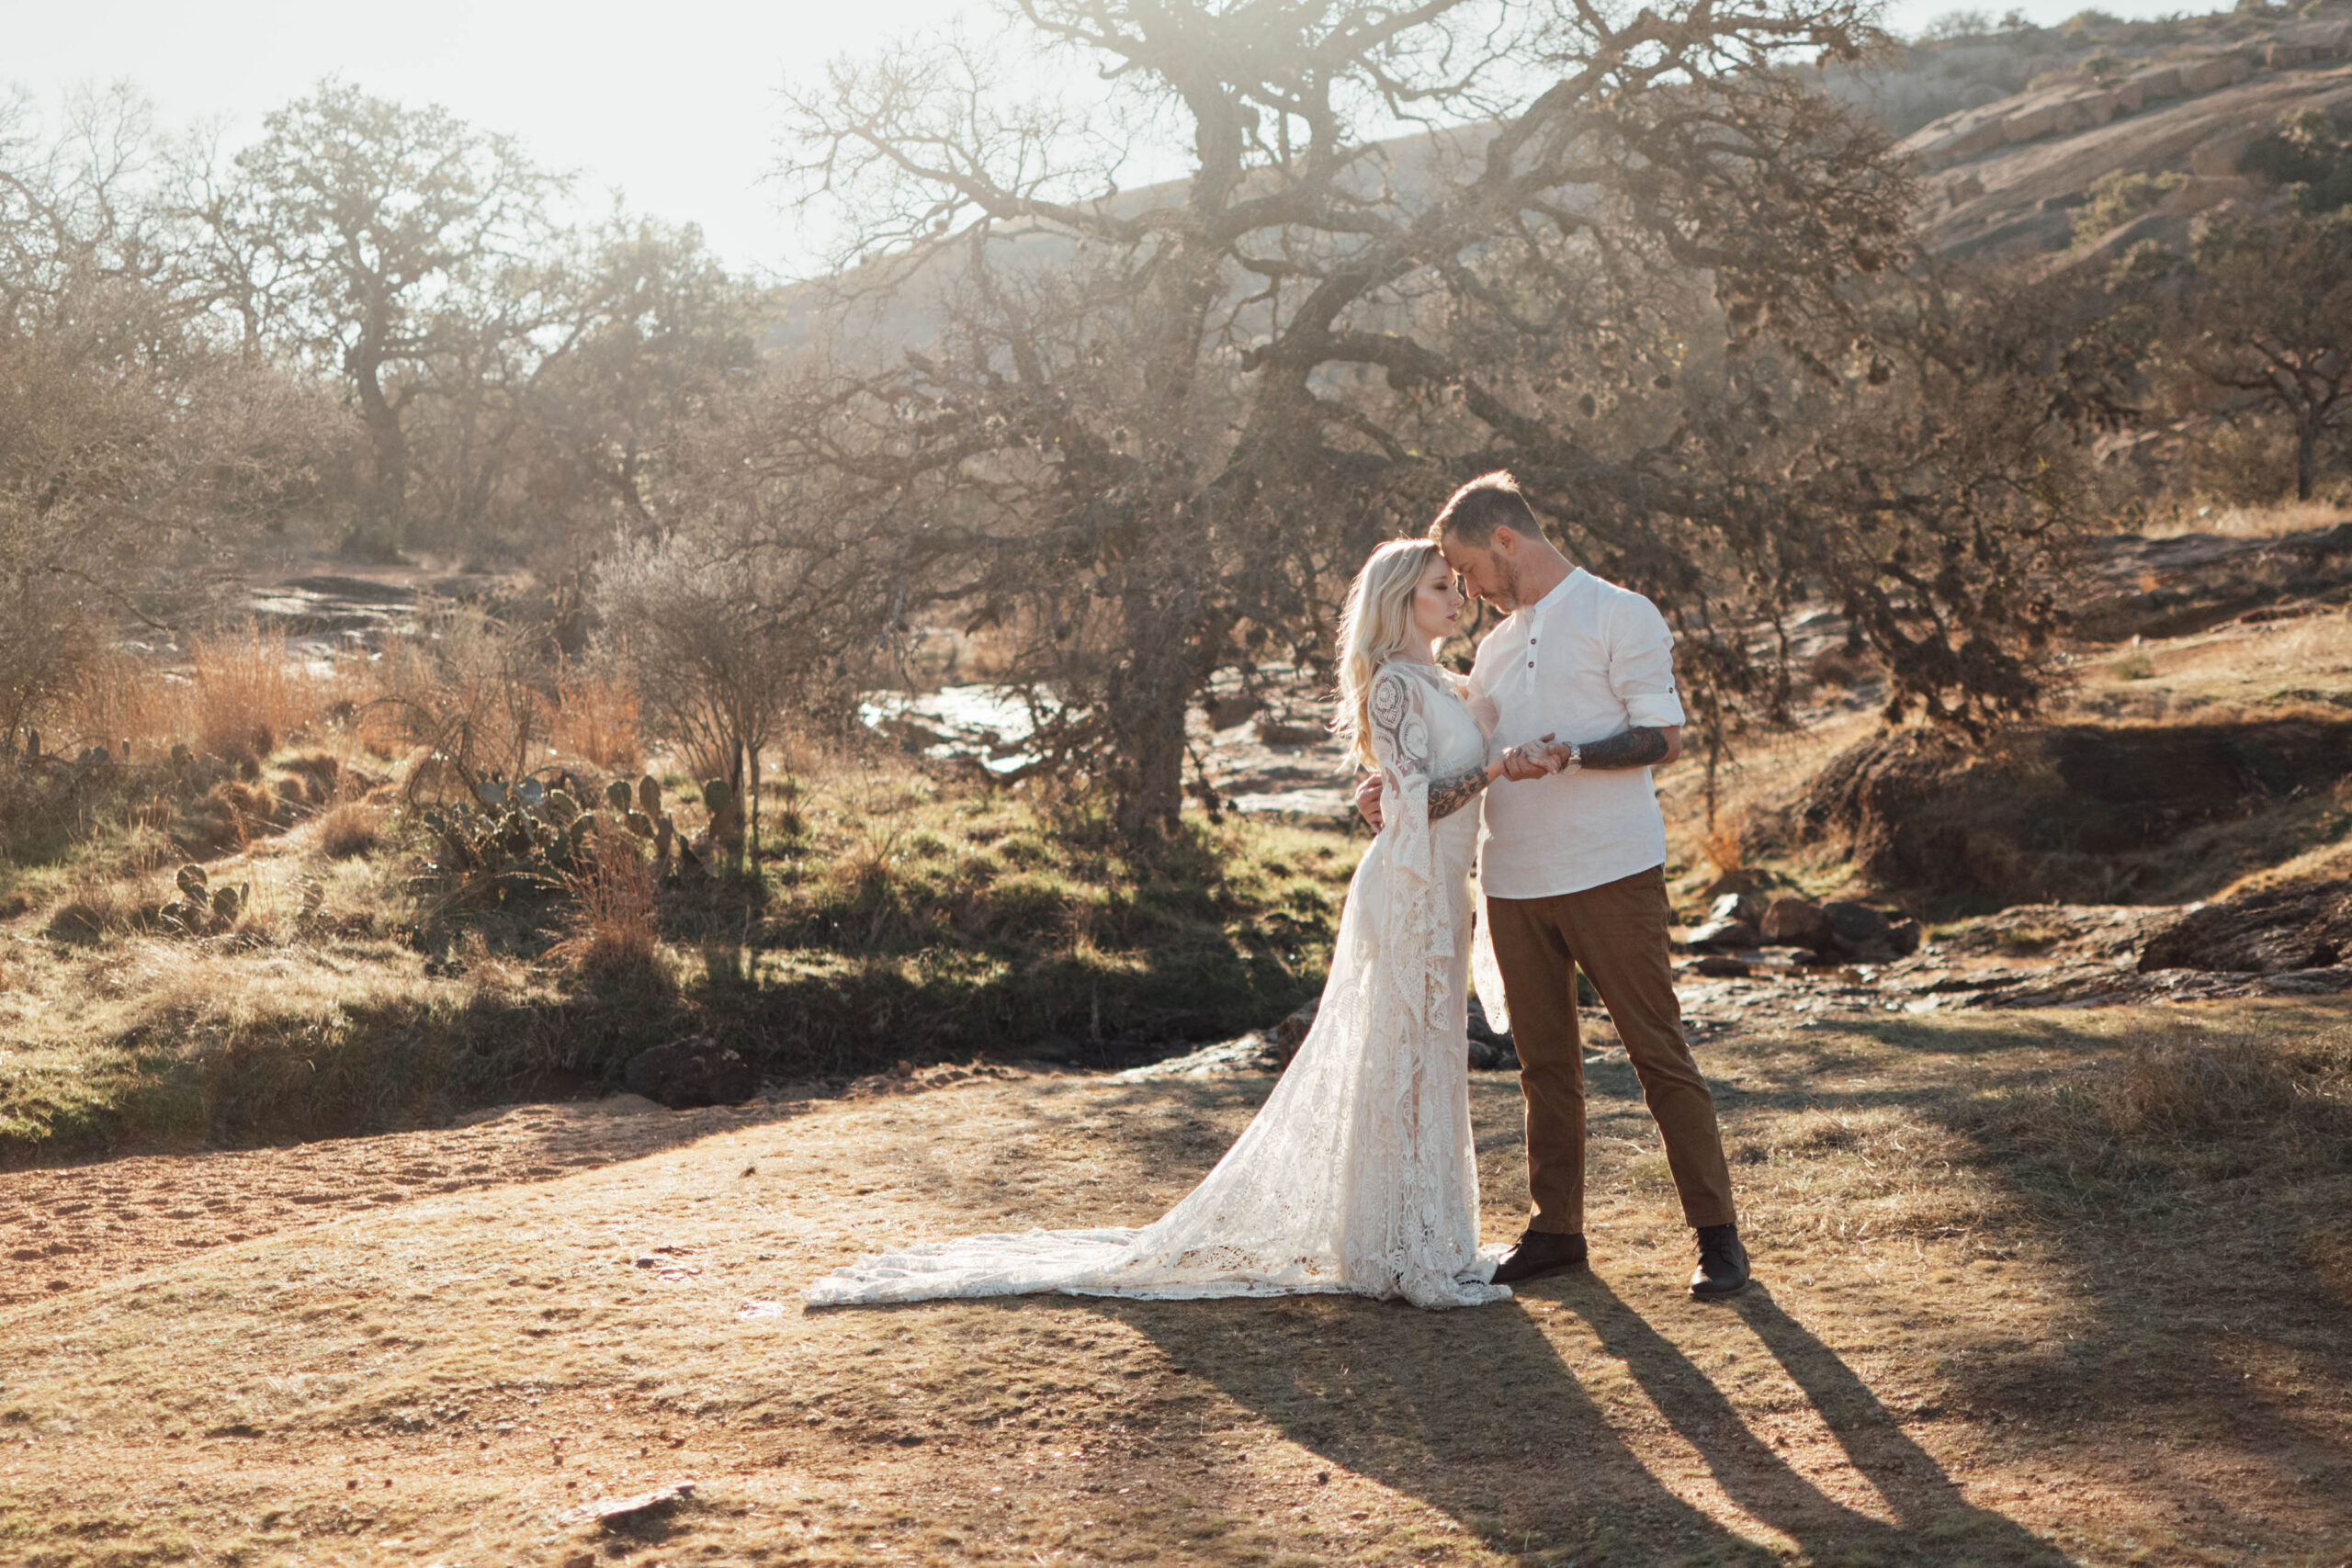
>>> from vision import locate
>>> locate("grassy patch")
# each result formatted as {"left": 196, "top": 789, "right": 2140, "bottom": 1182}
{"left": 0, "top": 743, "right": 1362, "bottom": 1159}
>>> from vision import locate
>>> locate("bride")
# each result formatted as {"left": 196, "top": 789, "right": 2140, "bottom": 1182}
{"left": 806, "top": 539, "right": 1545, "bottom": 1310}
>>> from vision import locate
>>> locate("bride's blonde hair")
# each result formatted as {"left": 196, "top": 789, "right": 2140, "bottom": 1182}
{"left": 1332, "top": 538, "right": 1444, "bottom": 771}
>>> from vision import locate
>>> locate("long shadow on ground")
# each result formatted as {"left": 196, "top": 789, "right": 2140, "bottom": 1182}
{"left": 1087, "top": 1283, "right": 2069, "bottom": 1566}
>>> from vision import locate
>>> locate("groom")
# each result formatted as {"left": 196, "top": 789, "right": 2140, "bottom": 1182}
{"left": 1358, "top": 471, "right": 1750, "bottom": 1300}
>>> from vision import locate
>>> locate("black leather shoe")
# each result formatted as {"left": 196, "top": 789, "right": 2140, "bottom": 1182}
{"left": 1690, "top": 1223, "right": 1751, "bottom": 1300}
{"left": 1492, "top": 1230, "right": 1588, "bottom": 1285}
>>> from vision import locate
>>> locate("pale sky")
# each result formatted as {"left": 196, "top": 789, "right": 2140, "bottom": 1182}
{"left": 2, "top": 0, "right": 2227, "bottom": 280}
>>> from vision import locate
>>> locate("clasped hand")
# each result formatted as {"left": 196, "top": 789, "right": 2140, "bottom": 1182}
{"left": 1354, "top": 734, "right": 1562, "bottom": 830}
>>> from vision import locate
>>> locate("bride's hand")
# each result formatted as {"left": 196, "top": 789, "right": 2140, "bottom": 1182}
{"left": 1498, "top": 736, "right": 1561, "bottom": 781}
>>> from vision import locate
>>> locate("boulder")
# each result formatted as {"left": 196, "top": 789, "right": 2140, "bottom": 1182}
{"left": 2139, "top": 879, "right": 2352, "bottom": 974}
{"left": 2124, "top": 63, "right": 2182, "bottom": 103}
{"left": 1686, "top": 917, "right": 1759, "bottom": 951}
{"left": 2054, "top": 90, "right": 2118, "bottom": 132}
{"left": 623, "top": 1037, "right": 758, "bottom": 1109}
{"left": 2180, "top": 54, "right": 2250, "bottom": 94}
{"left": 2001, "top": 102, "right": 2064, "bottom": 143}
{"left": 1759, "top": 897, "right": 1832, "bottom": 950}
{"left": 1466, "top": 994, "right": 1516, "bottom": 1070}
{"left": 2280, "top": 19, "right": 2352, "bottom": 56}
{"left": 1821, "top": 900, "right": 1894, "bottom": 961}
{"left": 1707, "top": 889, "right": 1766, "bottom": 926}
{"left": 2190, "top": 130, "right": 2258, "bottom": 177}
{"left": 1272, "top": 998, "right": 1319, "bottom": 1063}
{"left": 1888, "top": 918, "right": 1925, "bottom": 958}
{"left": 1691, "top": 953, "right": 1752, "bottom": 978}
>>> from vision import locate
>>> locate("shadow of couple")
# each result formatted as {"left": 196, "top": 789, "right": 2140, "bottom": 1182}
{"left": 1082, "top": 1274, "right": 2066, "bottom": 1565}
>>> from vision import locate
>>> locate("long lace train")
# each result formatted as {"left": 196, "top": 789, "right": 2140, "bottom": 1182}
{"left": 806, "top": 661, "right": 1508, "bottom": 1311}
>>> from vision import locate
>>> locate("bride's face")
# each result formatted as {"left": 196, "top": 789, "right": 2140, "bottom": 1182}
{"left": 1408, "top": 555, "right": 1464, "bottom": 646}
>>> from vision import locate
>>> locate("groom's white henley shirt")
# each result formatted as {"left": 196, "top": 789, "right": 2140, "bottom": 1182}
{"left": 1469, "top": 567, "right": 1686, "bottom": 900}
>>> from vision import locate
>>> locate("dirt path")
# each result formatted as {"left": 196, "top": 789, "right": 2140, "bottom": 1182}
{"left": 2, "top": 1008, "right": 2348, "bottom": 1567}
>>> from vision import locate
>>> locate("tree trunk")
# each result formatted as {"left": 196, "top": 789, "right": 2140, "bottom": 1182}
{"left": 350, "top": 352, "right": 408, "bottom": 552}
{"left": 1113, "top": 693, "right": 1190, "bottom": 836}
{"left": 2297, "top": 416, "right": 2317, "bottom": 502}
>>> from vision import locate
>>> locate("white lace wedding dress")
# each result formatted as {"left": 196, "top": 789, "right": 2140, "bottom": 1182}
{"left": 805, "top": 660, "right": 1510, "bottom": 1310}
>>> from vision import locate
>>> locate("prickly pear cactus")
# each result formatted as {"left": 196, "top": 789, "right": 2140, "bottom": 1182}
{"left": 639, "top": 774, "right": 662, "bottom": 816}
{"left": 702, "top": 778, "right": 745, "bottom": 848}
{"left": 605, "top": 779, "right": 634, "bottom": 813}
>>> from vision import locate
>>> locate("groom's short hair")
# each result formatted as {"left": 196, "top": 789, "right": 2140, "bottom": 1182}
{"left": 1430, "top": 470, "right": 1539, "bottom": 548}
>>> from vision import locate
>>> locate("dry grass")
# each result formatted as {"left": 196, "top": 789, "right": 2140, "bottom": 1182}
{"left": 0, "top": 1000, "right": 2347, "bottom": 1566}
{"left": 560, "top": 821, "right": 669, "bottom": 995}
{"left": 187, "top": 623, "right": 318, "bottom": 763}
{"left": 2135, "top": 495, "right": 2347, "bottom": 541}
{"left": 49, "top": 648, "right": 187, "bottom": 759}
{"left": 552, "top": 667, "right": 642, "bottom": 771}
{"left": 1695, "top": 803, "right": 1751, "bottom": 878}
{"left": 318, "top": 801, "right": 382, "bottom": 859}
{"left": 40, "top": 873, "right": 158, "bottom": 943}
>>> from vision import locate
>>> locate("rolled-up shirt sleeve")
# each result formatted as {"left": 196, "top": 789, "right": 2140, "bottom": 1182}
{"left": 1605, "top": 593, "right": 1687, "bottom": 729}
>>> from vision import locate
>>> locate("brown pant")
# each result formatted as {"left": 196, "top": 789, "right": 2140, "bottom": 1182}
{"left": 1486, "top": 866, "right": 1736, "bottom": 1235}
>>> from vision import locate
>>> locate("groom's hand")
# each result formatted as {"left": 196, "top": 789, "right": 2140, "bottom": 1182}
{"left": 1353, "top": 773, "right": 1385, "bottom": 829}
{"left": 1500, "top": 733, "right": 1560, "bottom": 781}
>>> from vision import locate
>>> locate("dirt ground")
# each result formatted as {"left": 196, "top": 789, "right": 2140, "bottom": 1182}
{"left": 2, "top": 1004, "right": 2349, "bottom": 1568}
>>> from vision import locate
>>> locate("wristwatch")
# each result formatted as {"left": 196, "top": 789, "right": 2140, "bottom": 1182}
{"left": 1559, "top": 742, "right": 1583, "bottom": 773}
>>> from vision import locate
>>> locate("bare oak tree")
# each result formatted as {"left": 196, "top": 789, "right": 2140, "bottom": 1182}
{"left": 198, "top": 82, "right": 567, "bottom": 553}
{"left": 775, "top": 0, "right": 1915, "bottom": 830}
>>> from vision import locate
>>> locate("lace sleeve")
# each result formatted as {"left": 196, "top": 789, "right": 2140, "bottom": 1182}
{"left": 1371, "top": 668, "right": 1487, "bottom": 823}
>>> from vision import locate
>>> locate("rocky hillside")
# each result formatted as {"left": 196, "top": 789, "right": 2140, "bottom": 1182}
{"left": 1872, "top": 6, "right": 2352, "bottom": 258}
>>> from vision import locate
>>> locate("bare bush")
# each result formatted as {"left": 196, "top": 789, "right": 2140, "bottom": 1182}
{"left": 593, "top": 528, "right": 838, "bottom": 849}
{"left": 368, "top": 606, "right": 551, "bottom": 801}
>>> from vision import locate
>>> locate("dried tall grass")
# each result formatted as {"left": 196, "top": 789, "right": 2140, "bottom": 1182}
{"left": 561, "top": 821, "right": 667, "bottom": 995}
{"left": 318, "top": 802, "right": 382, "bottom": 859}
{"left": 550, "top": 668, "right": 640, "bottom": 771}
{"left": 367, "top": 611, "right": 552, "bottom": 801}
{"left": 51, "top": 649, "right": 188, "bottom": 759}
{"left": 188, "top": 624, "right": 316, "bottom": 762}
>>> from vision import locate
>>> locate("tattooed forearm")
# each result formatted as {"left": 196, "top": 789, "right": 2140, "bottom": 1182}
{"left": 1574, "top": 726, "right": 1672, "bottom": 771}
{"left": 1427, "top": 763, "right": 1492, "bottom": 821}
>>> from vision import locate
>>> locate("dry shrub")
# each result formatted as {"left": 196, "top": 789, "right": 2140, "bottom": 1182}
{"left": 318, "top": 802, "right": 381, "bottom": 859}
{"left": 185, "top": 779, "right": 280, "bottom": 854}
{"left": 279, "top": 753, "right": 341, "bottom": 800}
{"left": 2191, "top": 418, "right": 2297, "bottom": 508}
{"left": 367, "top": 609, "right": 550, "bottom": 802}
{"left": 551, "top": 668, "right": 640, "bottom": 771}
{"left": 52, "top": 649, "right": 187, "bottom": 758}
{"left": 44, "top": 877, "right": 150, "bottom": 943}
{"left": 189, "top": 625, "right": 315, "bottom": 763}
{"left": 1697, "top": 805, "right": 1750, "bottom": 876}
{"left": 561, "top": 821, "right": 667, "bottom": 994}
